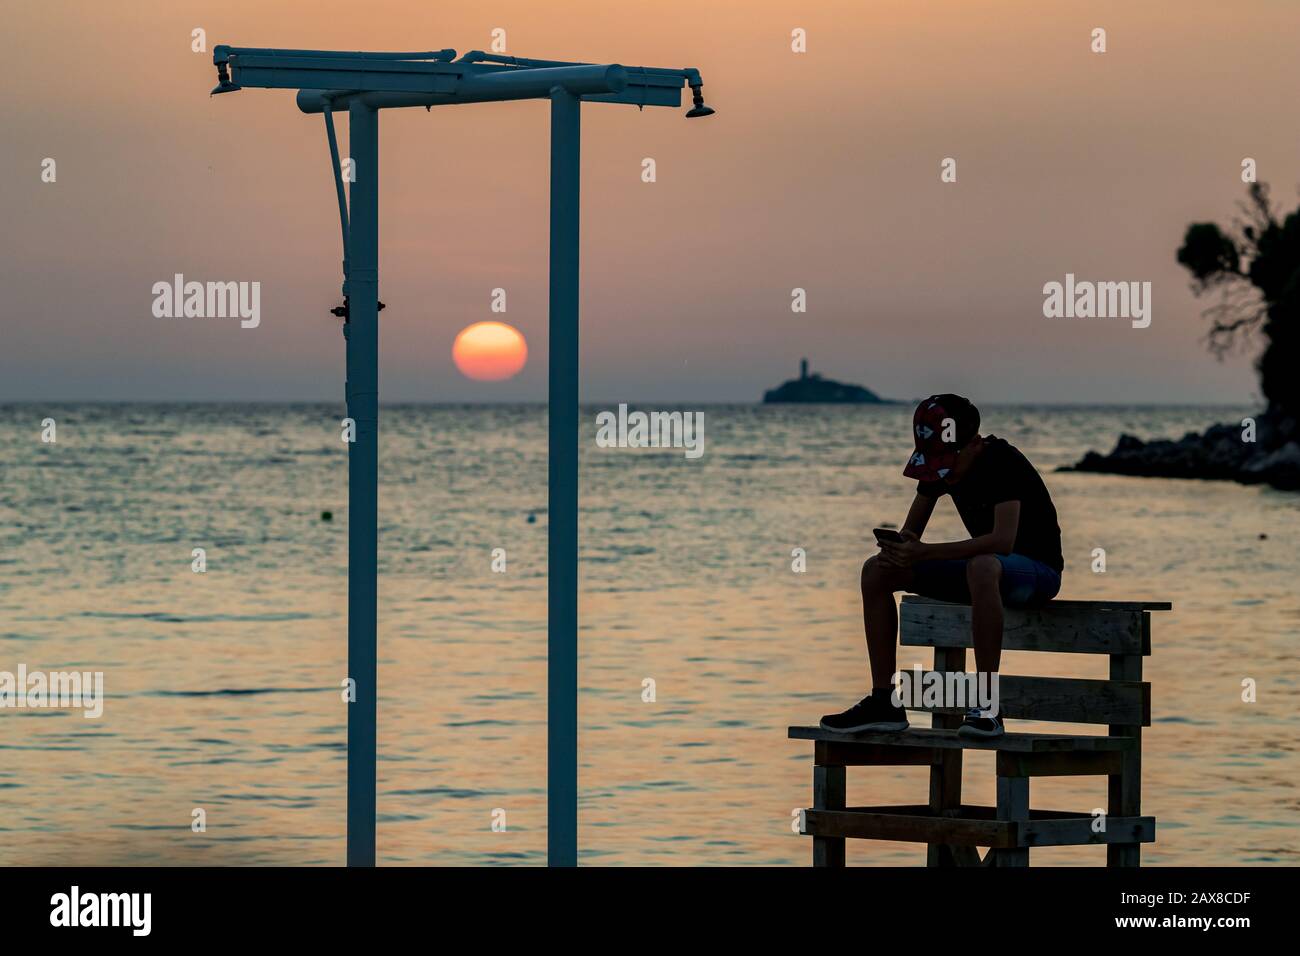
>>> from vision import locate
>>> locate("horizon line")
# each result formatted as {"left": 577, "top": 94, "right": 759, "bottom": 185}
{"left": 0, "top": 398, "right": 1259, "bottom": 408}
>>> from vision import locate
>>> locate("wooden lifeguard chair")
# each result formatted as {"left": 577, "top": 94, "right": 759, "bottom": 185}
{"left": 789, "top": 596, "right": 1170, "bottom": 866}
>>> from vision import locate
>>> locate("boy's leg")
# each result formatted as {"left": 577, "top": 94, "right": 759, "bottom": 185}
{"left": 860, "top": 555, "right": 914, "bottom": 689}
{"left": 819, "top": 556, "right": 915, "bottom": 732}
{"left": 958, "top": 555, "right": 1006, "bottom": 737}
{"left": 965, "top": 554, "right": 1004, "bottom": 675}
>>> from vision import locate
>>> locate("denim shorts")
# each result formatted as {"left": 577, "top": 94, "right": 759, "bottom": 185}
{"left": 910, "top": 553, "right": 1061, "bottom": 608}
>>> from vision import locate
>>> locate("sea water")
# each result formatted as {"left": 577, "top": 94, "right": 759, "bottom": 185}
{"left": 0, "top": 402, "right": 1294, "bottom": 865}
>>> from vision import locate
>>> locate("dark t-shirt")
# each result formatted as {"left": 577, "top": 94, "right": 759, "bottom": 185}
{"left": 917, "top": 436, "right": 1064, "bottom": 573}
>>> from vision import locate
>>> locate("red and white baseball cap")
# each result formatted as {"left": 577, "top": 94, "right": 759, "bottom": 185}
{"left": 902, "top": 394, "right": 980, "bottom": 482}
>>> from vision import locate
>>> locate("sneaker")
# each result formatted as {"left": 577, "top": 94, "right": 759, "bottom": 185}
{"left": 819, "top": 694, "right": 909, "bottom": 733}
{"left": 957, "top": 707, "right": 1004, "bottom": 738}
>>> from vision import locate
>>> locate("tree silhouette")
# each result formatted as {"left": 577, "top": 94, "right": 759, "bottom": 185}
{"left": 1177, "top": 183, "right": 1300, "bottom": 435}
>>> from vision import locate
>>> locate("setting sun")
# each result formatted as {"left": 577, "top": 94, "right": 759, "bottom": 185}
{"left": 451, "top": 321, "right": 528, "bottom": 382}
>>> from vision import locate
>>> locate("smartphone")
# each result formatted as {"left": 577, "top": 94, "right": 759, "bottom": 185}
{"left": 873, "top": 528, "right": 904, "bottom": 545}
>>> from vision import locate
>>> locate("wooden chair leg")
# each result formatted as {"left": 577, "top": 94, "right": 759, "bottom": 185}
{"left": 812, "top": 764, "right": 846, "bottom": 867}
{"left": 927, "top": 753, "right": 964, "bottom": 866}
{"left": 948, "top": 845, "right": 983, "bottom": 866}
{"left": 1107, "top": 749, "right": 1142, "bottom": 867}
{"left": 927, "top": 645, "right": 966, "bottom": 866}
{"left": 994, "top": 774, "right": 1029, "bottom": 867}
{"left": 1108, "top": 843, "right": 1141, "bottom": 866}
{"left": 1109, "top": 650, "right": 1143, "bottom": 867}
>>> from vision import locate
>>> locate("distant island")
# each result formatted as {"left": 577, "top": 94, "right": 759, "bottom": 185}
{"left": 763, "top": 359, "right": 893, "bottom": 404}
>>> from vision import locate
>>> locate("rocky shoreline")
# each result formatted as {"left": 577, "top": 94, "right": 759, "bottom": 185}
{"left": 1063, "top": 413, "right": 1300, "bottom": 491}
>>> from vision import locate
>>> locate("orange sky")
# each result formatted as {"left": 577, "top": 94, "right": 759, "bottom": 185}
{"left": 3, "top": 0, "right": 1297, "bottom": 402}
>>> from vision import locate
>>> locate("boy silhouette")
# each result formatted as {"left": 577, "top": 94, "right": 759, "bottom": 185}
{"left": 821, "top": 394, "right": 1063, "bottom": 738}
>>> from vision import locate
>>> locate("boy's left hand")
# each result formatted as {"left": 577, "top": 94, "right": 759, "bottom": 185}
{"left": 879, "top": 529, "right": 926, "bottom": 567}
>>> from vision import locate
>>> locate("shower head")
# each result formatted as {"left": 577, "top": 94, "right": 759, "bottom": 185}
{"left": 685, "top": 82, "right": 714, "bottom": 118}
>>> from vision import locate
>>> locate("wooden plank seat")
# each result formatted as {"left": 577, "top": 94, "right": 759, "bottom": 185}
{"left": 789, "top": 726, "right": 1137, "bottom": 753}
{"left": 790, "top": 595, "right": 1170, "bottom": 867}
